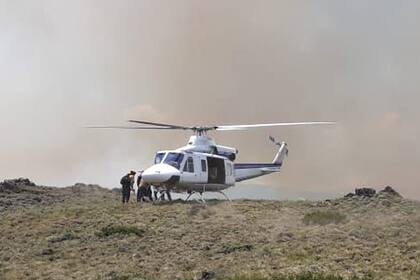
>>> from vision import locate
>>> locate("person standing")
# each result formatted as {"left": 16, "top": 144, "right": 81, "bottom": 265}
{"left": 145, "top": 184, "right": 153, "bottom": 201}
{"left": 136, "top": 171, "right": 144, "bottom": 202}
{"left": 120, "top": 171, "right": 135, "bottom": 204}
{"left": 157, "top": 186, "right": 172, "bottom": 201}
{"left": 164, "top": 188, "right": 172, "bottom": 201}
{"left": 152, "top": 185, "right": 159, "bottom": 201}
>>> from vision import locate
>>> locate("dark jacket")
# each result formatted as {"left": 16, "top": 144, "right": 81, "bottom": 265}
{"left": 136, "top": 174, "right": 142, "bottom": 187}
{"left": 120, "top": 174, "right": 134, "bottom": 189}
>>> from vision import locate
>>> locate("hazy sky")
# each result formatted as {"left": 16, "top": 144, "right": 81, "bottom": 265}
{"left": 1, "top": 1, "right": 420, "bottom": 199}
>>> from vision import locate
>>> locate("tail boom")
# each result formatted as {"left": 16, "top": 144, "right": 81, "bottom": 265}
{"left": 234, "top": 163, "right": 282, "bottom": 182}
{"left": 234, "top": 141, "right": 288, "bottom": 182}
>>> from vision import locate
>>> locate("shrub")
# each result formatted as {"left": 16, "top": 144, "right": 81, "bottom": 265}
{"left": 222, "top": 272, "right": 372, "bottom": 280}
{"left": 303, "top": 210, "right": 346, "bottom": 226}
{"left": 96, "top": 225, "right": 144, "bottom": 238}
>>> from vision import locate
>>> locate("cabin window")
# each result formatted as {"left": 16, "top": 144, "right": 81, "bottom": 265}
{"left": 163, "top": 153, "right": 184, "bottom": 170}
{"left": 183, "top": 157, "right": 194, "bottom": 173}
{"left": 201, "top": 160, "right": 207, "bottom": 172}
{"left": 154, "top": 152, "right": 165, "bottom": 164}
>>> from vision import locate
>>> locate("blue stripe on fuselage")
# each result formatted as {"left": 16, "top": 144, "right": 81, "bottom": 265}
{"left": 234, "top": 163, "right": 281, "bottom": 170}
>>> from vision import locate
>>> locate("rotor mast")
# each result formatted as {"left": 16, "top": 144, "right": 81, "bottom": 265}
{"left": 192, "top": 126, "right": 216, "bottom": 136}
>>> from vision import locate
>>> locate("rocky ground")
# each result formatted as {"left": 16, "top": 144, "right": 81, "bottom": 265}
{"left": 0, "top": 179, "right": 419, "bottom": 280}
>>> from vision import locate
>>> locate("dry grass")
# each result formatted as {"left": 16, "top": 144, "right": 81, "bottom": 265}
{"left": 96, "top": 225, "right": 145, "bottom": 238}
{"left": 303, "top": 211, "right": 346, "bottom": 226}
{"left": 1, "top": 183, "right": 420, "bottom": 280}
{"left": 223, "top": 273, "right": 373, "bottom": 280}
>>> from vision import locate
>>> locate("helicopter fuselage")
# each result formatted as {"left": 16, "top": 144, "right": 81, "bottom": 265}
{"left": 140, "top": 138, "right": 289, "bottom": 194}
{"left": 142, "top": 150, "right": 235, "bottom": 192}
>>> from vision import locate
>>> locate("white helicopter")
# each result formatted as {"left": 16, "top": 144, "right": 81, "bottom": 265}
{"left": 89, "top": 120, "right": 334, "bottom": 201}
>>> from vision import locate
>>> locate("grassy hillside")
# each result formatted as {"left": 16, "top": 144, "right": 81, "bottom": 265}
{"left": 1, "top": 179, "right": 419, "bottom": 280}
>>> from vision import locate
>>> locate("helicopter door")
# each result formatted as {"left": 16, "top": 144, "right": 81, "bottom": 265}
{"left": 225, "top": 161, "right": 235, "bottom": 186}
{"left": 181, "top": 155, "right": 198, "bottom": 184}
{"left": 207, "top": 156, "right": 226, "bottom": 184}
{"left": 198, "top": 156, "right": 208, "bottom": 183}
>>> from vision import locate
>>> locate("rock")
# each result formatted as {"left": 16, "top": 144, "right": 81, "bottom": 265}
{"left": 344, "top": 186, "right": 403, "bottom": 200}
{"left": 111, "top": 188, "right": 122, "bottom": 194}
{"left": 355, "top": 188, "right": 376, "bottom": 197}
{"left": 0, "top": 178, "right": 36, "bottom": 193}
{"left": 379, "top": 186, "right": 402, "bottom": 197}
{"left": 277, "top": 232, "right": 294, "bottom": 242}
{"left": 1, "top": 180, "right": 114, "bottom": 213}
{"left": 199, "top": 271, "right": 216, "bottom": 280}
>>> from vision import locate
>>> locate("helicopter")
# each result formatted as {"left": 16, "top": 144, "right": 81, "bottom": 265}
{"left": 89, "top": 120, "right": 335, "bottom": 201}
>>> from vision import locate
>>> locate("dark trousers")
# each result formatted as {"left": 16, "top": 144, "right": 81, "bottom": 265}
{"left": 122, "top": 186, "right": 131, "bottom": 203}
{"left": 158, "top": 190, "right": 172, "bottom": 201}
{"left": 137, "top": 188, "right": 153, "bottom": 202}
{"left": 165, "top": 190, "right": 172, "bottom": 201}
{"left": 146, "top": 189, "right": 153, "bottom": 201}
{"left": 137, "top": 189, "right": 144, "bottom": 202}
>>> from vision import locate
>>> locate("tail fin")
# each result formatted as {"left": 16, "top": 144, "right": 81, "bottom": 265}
{"left": 270, "top": 136, "right": 288, "bottom": 165}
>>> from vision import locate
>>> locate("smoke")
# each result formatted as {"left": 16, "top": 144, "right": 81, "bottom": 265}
{"left": 1, "top": 1, "right": 420, "bottom": 198}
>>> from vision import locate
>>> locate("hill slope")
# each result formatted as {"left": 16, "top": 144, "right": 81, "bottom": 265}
{"left": 1, "top": 179, "right": 420, "bottom": 280}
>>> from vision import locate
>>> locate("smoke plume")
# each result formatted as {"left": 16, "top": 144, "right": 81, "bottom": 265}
{"left": 1, "top": 1, "right": 419, "bottom": 198}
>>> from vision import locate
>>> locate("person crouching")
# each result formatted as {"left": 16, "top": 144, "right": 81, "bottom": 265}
{"left": 136, "top": 171, "right": 153, "bottom": 203}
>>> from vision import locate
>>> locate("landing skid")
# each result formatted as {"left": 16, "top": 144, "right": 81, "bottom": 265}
{"left": 185, "top": 191, "right": 206, "bottom": 203}
{"left": 216, "top": 190, "right": 232, "bottom": 201}
{"left": 185, "top": 190, "right": 231, "bottom": 203}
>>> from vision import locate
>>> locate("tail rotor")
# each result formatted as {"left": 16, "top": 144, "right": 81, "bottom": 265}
{"left": 270, "top": 136, "right": 288, "bottom": 164}
{"left": 269, "top": 135, "right": 283, "bottom": 147}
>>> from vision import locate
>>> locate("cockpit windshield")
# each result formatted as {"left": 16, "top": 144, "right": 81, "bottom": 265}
{"left": 163, "top": 152, "right": 184, "bottom": 170}
{"left": 154, "top": 152, "right": 166, "bottom": 164}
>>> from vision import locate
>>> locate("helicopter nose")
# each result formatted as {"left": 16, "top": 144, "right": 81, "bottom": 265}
{"left": 142, "top": 164, "right": 181, "bottom": 185}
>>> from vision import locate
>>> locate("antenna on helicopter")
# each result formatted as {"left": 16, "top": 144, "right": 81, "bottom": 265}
{"left": 269, "top": 135, "right": 283, "bottom": 147}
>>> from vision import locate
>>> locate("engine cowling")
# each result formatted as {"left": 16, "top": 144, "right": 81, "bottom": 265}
{"left": 179, "top": 135, "right": 239, "bottom": 161}
{"left": 213, "top": 145, "right": 238, "bottom": 161}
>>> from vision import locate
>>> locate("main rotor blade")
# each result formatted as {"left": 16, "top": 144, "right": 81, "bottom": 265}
{"left": 86, "top": 121, "right": 336, "bottom": 132}
{"left": 128, "top": 120, "right": 190, "bottom": 130}
{"left": 85, "top": 126, "right": 174, "bottom": 130}
{"left": 216, "top": 121, "right": 336, "bottom": 131}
